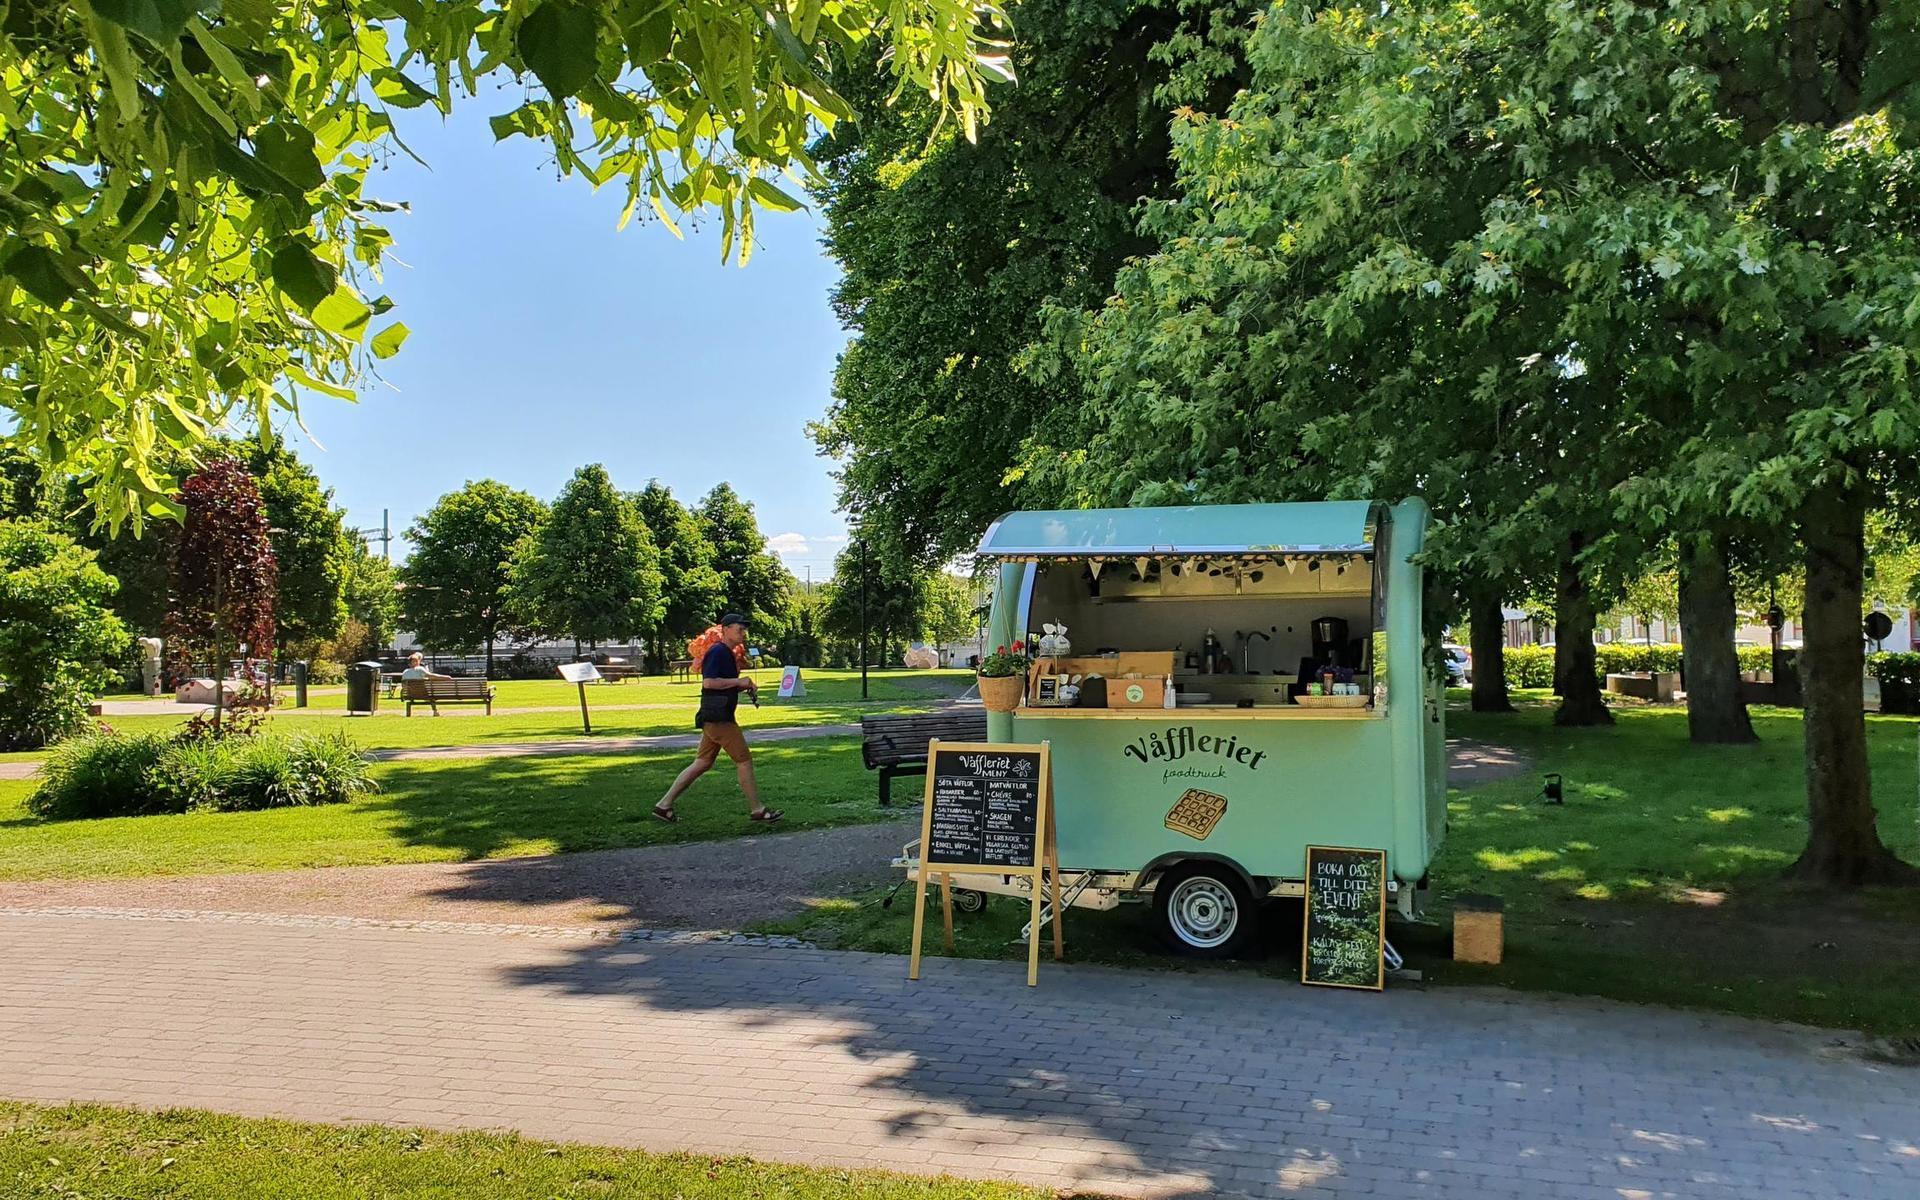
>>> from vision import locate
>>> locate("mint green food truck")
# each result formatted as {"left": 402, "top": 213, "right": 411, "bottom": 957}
{"left": 904, "top": 499, "right": 1446, "bottom": 958}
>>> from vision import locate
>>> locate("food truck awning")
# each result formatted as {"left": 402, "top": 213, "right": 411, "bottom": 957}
{"left": 976, "top": 502, "right": 1382, "bottom": 560}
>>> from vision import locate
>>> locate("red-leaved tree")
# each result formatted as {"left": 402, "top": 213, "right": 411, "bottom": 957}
{"left": 166, "top": 459, "right": 277, "bottom": 733}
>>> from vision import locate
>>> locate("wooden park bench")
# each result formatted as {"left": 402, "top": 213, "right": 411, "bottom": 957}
{"left": 860, "top": 709, "right": 988, "bottom": 806}
{"left": 402, "top": 676, "right": 495, "bottom": 716}
{"left": 595, "top": 663, "right": 640, "bottom": 682}
{"left": 668, "top": 658, "right": 695, "bottom": 682}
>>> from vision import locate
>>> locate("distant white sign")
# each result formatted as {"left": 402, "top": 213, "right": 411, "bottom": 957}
{"left": 778, "top": 666, "right": 805, "bottom": 698}
{"left": 557, "top": 662, "right": 602, "bottom": 684}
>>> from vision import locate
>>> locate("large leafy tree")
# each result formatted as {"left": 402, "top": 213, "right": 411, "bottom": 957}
{"left": 695, "top": 483, "right": 790, "bottom": 627}
{"left": 810, "top": 0, "right": 1254, "bottom": 566}
{"left": 633, "top": 480, "right": 725, "bottom": 668}
{"left": 0, "top": 520, "right": 132, "bottom": 749}
{"left": 166, "top": 458, "right": 277, "bottom": 732}
{"left": 0, "top": 0, "right": 1008, "bottom": 531}
{"left": 508, "top": 464, "right": 662, "bottom": 650}
{"left": 339, "top": 541, "right": 401, "bottom": 660}
{"left": 400, "top": 480, "right": 545, "bottom": 673}
{"left": 235, "top": 437, "right": 353, "bottom": 657}
{"left": 1048, "top": 0, "right": 1920, "bottom": 884}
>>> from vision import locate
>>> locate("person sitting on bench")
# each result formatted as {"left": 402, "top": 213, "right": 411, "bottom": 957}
{"left": 400, "top": 652, "right": 448, "bottom": 682}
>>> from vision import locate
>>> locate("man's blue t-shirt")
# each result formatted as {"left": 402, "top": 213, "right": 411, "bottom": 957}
{"left": 696, "top": 642, "right": 740, "bottom": 726}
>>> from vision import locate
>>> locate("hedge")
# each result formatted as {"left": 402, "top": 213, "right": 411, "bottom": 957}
{"left": 1502, "top": 643, "right": 1778, "bottom": 690}
{"left": 29, "top": 729, "right": 378, "bottom": 820}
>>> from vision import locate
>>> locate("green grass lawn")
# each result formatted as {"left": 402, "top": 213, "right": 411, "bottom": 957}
{"left": 760, "top": 697, "right": 1920, "bottom": 1036}
{"left": 0, "top": 738, "right": 895, "bottom": 880}
{"left": 0, "top": 1102, "right": 1044, "bottom": 1200}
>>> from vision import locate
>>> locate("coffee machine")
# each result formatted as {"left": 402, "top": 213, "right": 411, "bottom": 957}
{"left": 1311, "top": 616, "right": 1351, "bottom": 668}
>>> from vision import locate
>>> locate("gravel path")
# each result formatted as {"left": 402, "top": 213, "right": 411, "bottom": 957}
{"left": 0, "top": 818, "right": 916, "bottom": 932}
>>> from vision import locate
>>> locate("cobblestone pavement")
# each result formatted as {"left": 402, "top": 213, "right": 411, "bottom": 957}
{"left": 2, "top": 908, "right": 1914, "bottom": 1198}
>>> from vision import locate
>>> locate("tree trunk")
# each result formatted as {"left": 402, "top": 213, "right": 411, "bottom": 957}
{"left": 1678, "top": 535, "right": 1756, "bottom": 744}
{"left": 1552, "top": 534, "right": 1613, "bottom": 726}
{"left": 1469, "top": 590, "right": 1514, "bottom": 712}
{"left": 1789, "top": 483, "right": 1918, "bottom": 886}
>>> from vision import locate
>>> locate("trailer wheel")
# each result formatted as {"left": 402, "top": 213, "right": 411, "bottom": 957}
{"left": 1153, "top": 863, "right": 1255, "bottom": 957}
{"left": 950, "top": 888, "right": 988, "bottom": 915}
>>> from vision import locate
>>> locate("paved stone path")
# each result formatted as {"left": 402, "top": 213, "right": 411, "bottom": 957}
{"left": 2, "top": 908, "right": 1914, "bottom": 1198}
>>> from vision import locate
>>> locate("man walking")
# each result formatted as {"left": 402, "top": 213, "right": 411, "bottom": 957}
{"left": 652, "top": 613, "right": 784, "bottom": 825}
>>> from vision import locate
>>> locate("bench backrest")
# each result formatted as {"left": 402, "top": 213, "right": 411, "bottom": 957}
{"left": 403, "top": 677, "right": 491, "bottom": 700}
{"left": 860, "top": 711, "right": 989, "bottom": 767}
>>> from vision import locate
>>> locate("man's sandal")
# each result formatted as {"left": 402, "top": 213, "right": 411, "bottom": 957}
{"left": 651, "top": 805, "right": 677, "bottom": 824}
{"left": 749, "top": 809, "right": 785, "bottom": 825}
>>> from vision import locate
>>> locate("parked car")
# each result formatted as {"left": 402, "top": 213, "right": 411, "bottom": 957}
{"left": 1442, "top": 643, "right": 1472, "bottom": 686}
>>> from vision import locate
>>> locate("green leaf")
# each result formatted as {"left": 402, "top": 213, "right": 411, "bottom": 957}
{"left": 82, "top": 11, "right": 144, "bottom": 121}
{"left": 4, "top": 245, "right": 90, "bottom": 307}
{"left": 373, "top": 69, "right": 438, "bottom": 110}
{"left": 286, "top": 363, "right": 357, "bottom": 400}
{"left": 518, "top": 1, "right": 600, "bottom": 101}
{"left": 490, "top": 105, "right": 547, "bottom": 142}
{"left": 269, "top": 242, "right": 338, "bottom": 309}
{"left": 748, "top": 178, "right": 805, "bottom": 213}
{"left": 252, "top": 122, "right": 326, "bottom": 194}
{"left": 87, "top": 0, "right": 200, "bottom": 44}
{"left": 311, "top": 287, "right": 372, "bottom": 337}
{"left": 370, "top": 321, "right": 410, "bottom": 359}
{"left": 618, "top": 0, "right": 674, "bottom": 67}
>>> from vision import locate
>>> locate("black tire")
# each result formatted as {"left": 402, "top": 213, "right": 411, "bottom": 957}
{"left": 951, "top": 888, "right": 988, "bottom": 915}
{"left": 1153, "top": 862, "right": 1257, "bottom": 958}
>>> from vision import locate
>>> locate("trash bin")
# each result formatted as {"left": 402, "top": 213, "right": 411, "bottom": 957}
{"left": 347, "top": 661, "right": 381, "bottom": 715}
{"left": 292, "top": 660, "right": 309, "bottom": 708}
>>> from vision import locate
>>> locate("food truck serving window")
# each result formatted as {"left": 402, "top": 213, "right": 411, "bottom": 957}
{"left": 982, "top": 502, "right": 1392, "bottom": 704}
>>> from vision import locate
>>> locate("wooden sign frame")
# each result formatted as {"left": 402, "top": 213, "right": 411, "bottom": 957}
{"left": 909, "top": 740, "right": 1063, "bottom": 987}
{"left": 1300, "top": 844, "right": 1388, "bottom": 991}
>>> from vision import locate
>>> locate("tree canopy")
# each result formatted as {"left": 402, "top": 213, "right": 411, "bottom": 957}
{"left": 166, "top": 457, "right": 277, "bottom": 729}
{"left": 237, "top": 437, "right": 353, "bottom": 655}
{"left": 1, "top": 0, "right": 1009, "bottom": 530}
{"left": 811, "top": 0, "right": 1254, "bottom": 565}
{"left": 633, "top": 479, "right": 726, "bottom": 649}
{"left": 508, "top": 464, "right": 662, "bottom": 647}
{"left": 0, "top": 520, "right": 131, "bottom": 749}
{"left": 695, "top": 483, "right": 790, "bottom": 627}
{"left": 399, "top": 479, "right": 545, "bottom": 668}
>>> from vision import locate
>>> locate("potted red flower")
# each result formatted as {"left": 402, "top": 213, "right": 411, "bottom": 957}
{"left": 976, "top": 640, "right": 1031, "bottom": 712}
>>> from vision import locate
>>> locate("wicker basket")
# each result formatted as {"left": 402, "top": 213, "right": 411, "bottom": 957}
{"left": 1293, "top": 693, "right": 1370, "bottom": 709}
{"left": 977, "top": 673, "right": 1025, "bottom": 713}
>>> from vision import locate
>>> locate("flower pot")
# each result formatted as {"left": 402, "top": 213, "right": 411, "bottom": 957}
{"left": 977, "top": 673, "right": 1024, "bottom": 712}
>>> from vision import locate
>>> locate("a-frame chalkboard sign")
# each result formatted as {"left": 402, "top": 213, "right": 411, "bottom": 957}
{"left": 1300, "top": 845, "right": 1388, "bottom": 990}
{"left": 909, "top": 740, "right": 1062, "bottom": 987}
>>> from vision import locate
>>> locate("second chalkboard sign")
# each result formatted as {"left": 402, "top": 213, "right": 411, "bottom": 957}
{"left": 1301, "top": 845, "right": 1388, "bottom": 990}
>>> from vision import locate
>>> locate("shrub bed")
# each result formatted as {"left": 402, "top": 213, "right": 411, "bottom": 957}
{"left": 29, "top": 729, "right": 378, "bottom": 820}
{"left": 1870, "top": 652, "right": 1920, "bottom": 715}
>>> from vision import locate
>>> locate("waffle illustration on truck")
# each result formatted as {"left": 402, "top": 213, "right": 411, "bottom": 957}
{"left": 1164, "top": 788, "right": 1229, "bottom": 840}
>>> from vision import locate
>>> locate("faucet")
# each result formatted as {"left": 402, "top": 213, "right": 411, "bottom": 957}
{"left": 1239, "top": 629, "right": 1272, "bottom": 674}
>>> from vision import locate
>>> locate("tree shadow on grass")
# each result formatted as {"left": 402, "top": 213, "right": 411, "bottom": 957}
{"left": 361, "top": 737, "right": 881, "bottom": 863}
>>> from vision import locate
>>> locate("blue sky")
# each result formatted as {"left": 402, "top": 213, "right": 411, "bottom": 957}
{"left": 290, "top": 103, "right": 852, "bottom": 582}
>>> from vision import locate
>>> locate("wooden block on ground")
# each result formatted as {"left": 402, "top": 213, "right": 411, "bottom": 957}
{"left": 1453, "top": 893, "right": 1504, "bottom": 965}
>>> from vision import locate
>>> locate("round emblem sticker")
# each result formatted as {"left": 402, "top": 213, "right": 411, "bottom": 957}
{"left": 1125, "top": 684, "right": 1145, "bottom": 704}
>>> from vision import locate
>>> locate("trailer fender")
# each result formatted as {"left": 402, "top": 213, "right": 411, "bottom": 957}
{"left": 1137, "top": 852, "right": 1261, "bottom": 898}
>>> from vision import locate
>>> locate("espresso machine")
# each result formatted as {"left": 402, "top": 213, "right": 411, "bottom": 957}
{"left": 1310, "top": 616, "right": 1351, "bottom": 668}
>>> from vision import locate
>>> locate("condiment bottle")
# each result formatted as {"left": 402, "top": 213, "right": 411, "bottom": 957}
{"left": 1162, "top": 674, "right": 1176, "bottom": 709}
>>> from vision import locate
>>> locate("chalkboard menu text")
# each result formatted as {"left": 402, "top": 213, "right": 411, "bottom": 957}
{"left": 1301, "top": 845, "right": 1387, "bottom": 990}
{"left": 926, "top": 747, "right": 1042, "bottom": 869}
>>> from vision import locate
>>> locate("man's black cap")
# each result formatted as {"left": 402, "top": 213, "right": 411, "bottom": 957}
{"left": 720, "top": 612, "right": 750, "bottom": 627}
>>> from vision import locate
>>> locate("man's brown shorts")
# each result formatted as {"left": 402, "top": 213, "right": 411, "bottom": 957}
{"left": 695, "top": 721, "right": 750, "bottom": 764}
